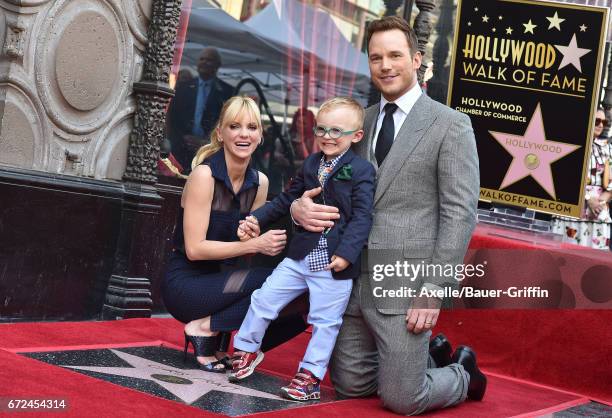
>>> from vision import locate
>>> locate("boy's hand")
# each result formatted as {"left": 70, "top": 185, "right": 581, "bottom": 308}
{"left": 327, "top": 255, "right": 350, "bottom": 272}
{"left": 239, "top": 215, "right": 260, "bottom": 239}
{"left": 238, "top": 216, "right": 260, "bottom": 241}
{"left": 237, "top": 221, "right": 251, "bottom": 241}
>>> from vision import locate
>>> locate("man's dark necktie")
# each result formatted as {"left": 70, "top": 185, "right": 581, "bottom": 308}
{"left": 375, "top": 102, "right": 398, "bottom": 166}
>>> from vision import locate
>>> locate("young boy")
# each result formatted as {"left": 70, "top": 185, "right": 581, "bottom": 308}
{"left": 228, "top": 97, "right": 375, "bottom": 401}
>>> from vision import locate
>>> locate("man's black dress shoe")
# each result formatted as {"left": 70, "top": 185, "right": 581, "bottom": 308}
{"left": 451, "top": 346, "right": 487, "bottom": 401}
{"left": 429, "top": 334, "right": 452, "bottom": 368}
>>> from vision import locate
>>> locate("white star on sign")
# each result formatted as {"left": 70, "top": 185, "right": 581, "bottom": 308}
{"left": 62, "top": 349, "right": 283, "bottom": 404}
{"left": 506, "top": 27, "right": 514, "bottom": 35}
{"left": 580, "top": 24, "right": 587, "bottom": 32}
{"left": 482, "top": 15, "right": 490, "bottom": 23}
{"left": 523, "top": 20, "right": 537, "bottom": 34}
{"left": 547, "top": 12, "right": 565, "bottom": 31}
{"left": 555, "top": 33, "right": 591, "bottom": 73}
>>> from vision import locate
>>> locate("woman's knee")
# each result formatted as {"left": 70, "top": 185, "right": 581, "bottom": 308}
{"left": 240, "top": 268, "right": 273, "bottom": 292}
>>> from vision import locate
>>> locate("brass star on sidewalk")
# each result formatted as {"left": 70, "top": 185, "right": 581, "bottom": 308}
{"left": 547, "top": 12, "right": 565, "bottom": 31}
{"left": 62, "top": 349, "right": 284, "bottom": 405}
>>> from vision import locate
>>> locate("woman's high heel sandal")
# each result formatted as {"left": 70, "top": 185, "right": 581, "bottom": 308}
{"left": 217, "top": 332, "right": 233, "bottom": 369}
{"left": 183, "top": 333, "right": 226, "bottom": 373}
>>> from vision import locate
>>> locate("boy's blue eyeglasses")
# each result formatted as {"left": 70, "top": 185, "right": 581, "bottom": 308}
{"left": 313, "top": 126, "right": 358, "bottom": 139}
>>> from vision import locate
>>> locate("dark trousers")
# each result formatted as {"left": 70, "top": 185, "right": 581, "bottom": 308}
{"left": 162, "top": 254, "right": 308, "bottom": 352}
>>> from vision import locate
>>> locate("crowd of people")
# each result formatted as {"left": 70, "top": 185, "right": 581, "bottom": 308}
{"left": 160, "top": 12, "right": 609, "bottom": 417}
{"left": 552, "top": 107, "right": 612, "bottom": 250}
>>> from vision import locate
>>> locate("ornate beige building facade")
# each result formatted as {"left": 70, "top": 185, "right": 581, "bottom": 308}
{"left": 0, "top": 0, "right": 152, "bottom": 180}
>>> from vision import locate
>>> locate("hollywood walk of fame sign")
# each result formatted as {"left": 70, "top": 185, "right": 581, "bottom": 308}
{"left": 448, "top": 0, "right": 609, "bottom": 217}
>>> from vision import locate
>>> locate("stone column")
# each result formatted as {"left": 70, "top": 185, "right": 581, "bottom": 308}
{"left": 123, "top": 0, "right": 181, "bottom": 184}
{"left": 383, "top": 0, "right": 403, "bottom": 16}
{"left": 102, "top": 0, "right": 183, "bottom": 319}
{"left": 413, "top": 0, "right": 436, "bottom": 84}
{"left": 427, "top": 0, "right": 454, "bottom": 103}
{"left": 403, "top": 0, "right": 415, "bottom": 21}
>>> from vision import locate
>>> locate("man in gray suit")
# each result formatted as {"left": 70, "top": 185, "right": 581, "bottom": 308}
{"left": 290, "top": 16, "right": 484, "bottom": 415}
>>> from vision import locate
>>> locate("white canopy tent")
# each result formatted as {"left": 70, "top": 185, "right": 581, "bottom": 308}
{"left": 245, "top": 0, "right": 371, "bottom": 95}
{"left": 177, "top": 0, "right": 371, "bottom": 106}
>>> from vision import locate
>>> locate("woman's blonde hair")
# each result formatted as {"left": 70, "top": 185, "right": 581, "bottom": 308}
{"left": 191, "top": 96, "right": 263, "bottom": 168}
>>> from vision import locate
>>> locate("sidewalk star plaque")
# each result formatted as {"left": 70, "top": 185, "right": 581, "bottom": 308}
{"left": 448, "top": 0, "right": 609, "bottom": 217}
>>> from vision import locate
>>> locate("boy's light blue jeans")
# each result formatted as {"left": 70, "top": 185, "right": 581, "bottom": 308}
{"left": 233, "top": 257, "right": 353, "bottom": 379}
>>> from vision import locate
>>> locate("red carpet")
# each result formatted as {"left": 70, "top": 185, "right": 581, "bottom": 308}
{"left": 1, "top": 316, "right": 608, "bottom": 417}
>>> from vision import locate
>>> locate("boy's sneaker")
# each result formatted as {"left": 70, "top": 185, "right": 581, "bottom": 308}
{"left": 228, "top": 351, "right": 264, "bottom": 382}
{"left": 280, "top": 368, "right": 321, "bottom": 401}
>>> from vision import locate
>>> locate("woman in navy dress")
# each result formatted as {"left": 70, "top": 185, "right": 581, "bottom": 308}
{"left": 162, "top": 96, "right": 306, "bottom": 372}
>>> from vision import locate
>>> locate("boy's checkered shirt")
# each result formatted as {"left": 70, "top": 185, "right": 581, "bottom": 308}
{"left": 307, "top": 151, "right": 347, "bottom": 272}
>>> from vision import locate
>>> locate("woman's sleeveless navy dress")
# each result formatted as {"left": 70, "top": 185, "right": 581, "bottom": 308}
{"left": 162, "top": 150, "right": 306, "bottom": 349}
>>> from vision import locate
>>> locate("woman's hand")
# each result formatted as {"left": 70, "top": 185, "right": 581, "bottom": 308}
{"left": 253, "top": 229, "right": 287, "bottom": 256}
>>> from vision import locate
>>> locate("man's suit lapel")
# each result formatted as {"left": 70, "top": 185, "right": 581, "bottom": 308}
{"left": 374, "top": 94, "right": 434, "bottom": 205}
{"left": 355, "top": 106, "right": 378, "bottom": 167}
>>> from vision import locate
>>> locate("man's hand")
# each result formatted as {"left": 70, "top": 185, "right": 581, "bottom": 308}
{"left": 327, "top": 255, "right": 350, "bottom": 272}
{"left": 406, "top": 296, "right": 442, "bottom": 334}
{"left": 290, "top": 187, "right": 340, "bottom": 232}
{"left": 238, "top": 216, "right": 260, "bottom": 240}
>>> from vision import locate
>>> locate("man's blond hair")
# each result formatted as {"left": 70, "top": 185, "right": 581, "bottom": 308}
{"left": 317, "top": 97, "right": 365, "bottom": 130}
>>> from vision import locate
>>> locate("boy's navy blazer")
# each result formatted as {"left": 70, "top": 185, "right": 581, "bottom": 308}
{"left": 252, "top": 149, "right": 375, "bottom": 280}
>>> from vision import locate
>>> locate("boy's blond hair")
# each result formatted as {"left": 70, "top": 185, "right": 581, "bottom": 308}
{"left": 317, "top": 97, "right": 365, "bottom": 130}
